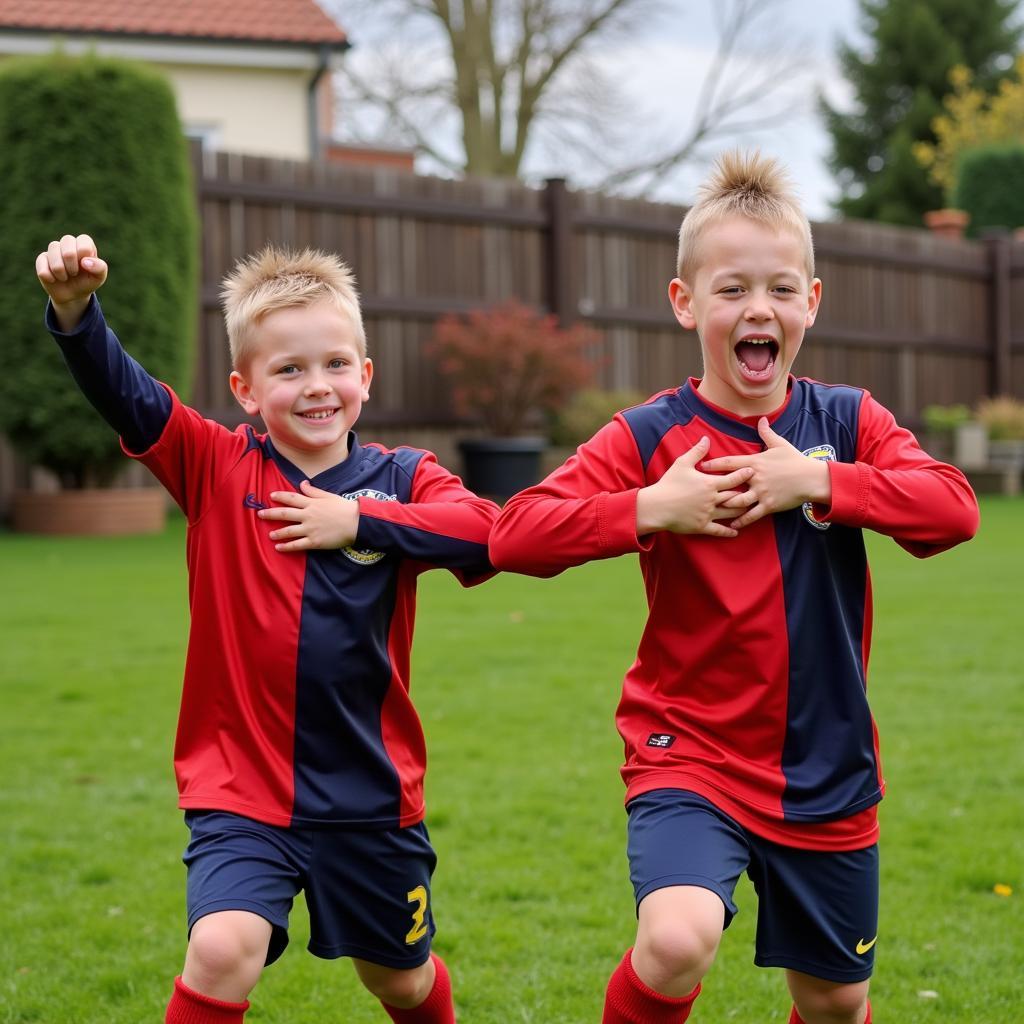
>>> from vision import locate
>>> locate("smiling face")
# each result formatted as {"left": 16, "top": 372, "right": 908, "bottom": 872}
{"left": 229, "top": 299, "right": 372, "bottom": 477}
{"left": 669, "top": 214, "right": 822, "bottom": 417}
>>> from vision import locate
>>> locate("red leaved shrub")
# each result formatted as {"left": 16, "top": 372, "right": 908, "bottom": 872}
{"left": 428, "top": 300, "right": 600, "bottom": 437}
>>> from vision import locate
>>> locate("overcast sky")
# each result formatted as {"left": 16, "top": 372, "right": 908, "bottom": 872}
{"left": 553, "top": 0, "right": 865, "bottom": 220}
{"left": 332, "top": 0, "right": 865, "bottom": 221}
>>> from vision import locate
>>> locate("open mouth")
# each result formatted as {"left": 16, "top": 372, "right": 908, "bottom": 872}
{"left": 299, "top": 408, "right": 338, "bottom": 422}
{"left": 735, "top": 337, "right": 779, "bottom": 381}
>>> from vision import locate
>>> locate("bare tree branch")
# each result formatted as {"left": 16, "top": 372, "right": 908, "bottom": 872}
{"left": 594, "top": 0, "right": 812, "bottom": 192}
{"left": 338, "top": 52, "right": 463, "bottom": 171}
{"left": 323, "top": 0, "right": 812, "bottom": 190}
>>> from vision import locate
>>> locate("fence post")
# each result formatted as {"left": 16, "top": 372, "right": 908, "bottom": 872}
{"left": 983, "top": 230, "right": 1013, "bottom": 397}
{"left": 544, "top": 177, "right": 574, "bottom": 325}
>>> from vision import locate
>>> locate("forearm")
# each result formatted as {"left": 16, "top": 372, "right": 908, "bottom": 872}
{"left": 347, "top": 453, "right": 499, "bottom": 575}
{"left": 490, "top": 486, "right": 643, "bottom": 576}
{"left": 824, "top": 459, "right": 978, "bottom": 552}
{"left": 820, "top": 396, "right": 979, "bottom": 553}
{"left": 805, "top": 457, "right": 833, "bottom": 505}
{"left": 491, "top": 419, "right": 648, "bottom": 574}
{"left": 356, "top": 496, "right": 497, "bottom": 572}
{"left": 47, "top": 296, "right": 171, "bottom": 452}
{"left": 635, "top": 484, "right": 665, "bottom": 536}
{"left": 50, "top": 296, "right": 92, "bottom": 334}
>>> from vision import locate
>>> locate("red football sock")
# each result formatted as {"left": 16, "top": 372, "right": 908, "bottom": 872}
{"left": 165, "top": 976, "right": 249, "bottom": 1023}
{"left": 381, "top": 954, "right": 456, "bottom": 1023}
{"left": 789, "top": 1000, "right": 871, "bottom": 1024}
{"left": 602, "top": 949, "right": 701, "bottom": 1023}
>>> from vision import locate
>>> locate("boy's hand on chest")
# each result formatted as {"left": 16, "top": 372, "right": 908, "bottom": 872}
{"left": 701, "top": 417, "right": 833, "bottom": 528}
{"left": 257, "top": 480, "right": 360, "bottom": 552}
{"left": 637, "top": 435, "right": 754, "bottom": 538}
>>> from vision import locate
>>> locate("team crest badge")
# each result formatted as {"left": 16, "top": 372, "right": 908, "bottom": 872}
{"left": 340, "top": 488, "right": 398, "bottom": 564}
{"left": 801, "top": 444, "right": 836, "bottom": 530}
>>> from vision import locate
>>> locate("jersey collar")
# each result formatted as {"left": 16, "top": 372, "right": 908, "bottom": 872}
{"left": 676, "top": 377, "right": 803, "bottom": 441}
{"left": 264, "top": 431, "right": 368, "bottom": 491}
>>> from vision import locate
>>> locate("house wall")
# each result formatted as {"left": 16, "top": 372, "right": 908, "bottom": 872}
{"left": 0, "top": 33, "right": 336, "bottom": 160}
{"left": 164, "top": 62, "right": 313, "bottom": 159}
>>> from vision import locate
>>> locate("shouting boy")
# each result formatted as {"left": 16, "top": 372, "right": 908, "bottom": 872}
{"left": 37, "top": 236, "right": 499, "bottom": 1023}
{"left": 489, "top": 152, "right": 979, "bottom": 1024}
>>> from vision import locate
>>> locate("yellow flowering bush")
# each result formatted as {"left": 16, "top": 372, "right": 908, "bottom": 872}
{"left": 975, "top": 396, "right": 1024, "bottom": 440}
{"left": 914, "top": 57, "right": 1024, "bottom": 199}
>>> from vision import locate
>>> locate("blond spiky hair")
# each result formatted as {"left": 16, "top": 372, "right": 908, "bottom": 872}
{"left": 220, "top": 245, "right": 366, "bottom": 366}
{"left": 676, "top": 150, "right": 814, "bottom": 282}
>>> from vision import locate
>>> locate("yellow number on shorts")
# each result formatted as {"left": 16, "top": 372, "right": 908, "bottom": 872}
{"left": 405, "top": 885, "right": 428, "bottom": 944}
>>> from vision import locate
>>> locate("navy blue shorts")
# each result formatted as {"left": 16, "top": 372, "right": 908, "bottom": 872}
{"left": 626, "top": 790, "right": 879, "bottom": 983}
{"left": 182, "top": 811, "right": 437, "bottom": 969}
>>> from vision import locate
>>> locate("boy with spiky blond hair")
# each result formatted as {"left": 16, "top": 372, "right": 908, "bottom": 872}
{"left": 490, "top": 152, "right": 978, "bottom": 1024}
{"left": 37, "top": 235, "right": 499, "bottom": 1024}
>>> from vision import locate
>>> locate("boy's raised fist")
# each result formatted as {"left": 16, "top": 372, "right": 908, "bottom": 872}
{"left": 36, "top": 234, "right": 108, "bottom": 330}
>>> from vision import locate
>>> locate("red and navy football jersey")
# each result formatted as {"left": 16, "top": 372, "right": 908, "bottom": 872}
{"left": 51, "top": 298, "right": 498, "bottom": 829}
{"left": 490, "top": 378, "right": 978, "bottom": 850}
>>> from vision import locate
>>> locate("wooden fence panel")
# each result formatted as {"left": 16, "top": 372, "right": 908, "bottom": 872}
{"left": 1009, "top": 250, "right": 1024, "bottom": 397}
{"left": 2, "top": 147, "right": 1022, "bottom": 518}
{"left": 192, "top": 151, "right": 550, "bottom": 427}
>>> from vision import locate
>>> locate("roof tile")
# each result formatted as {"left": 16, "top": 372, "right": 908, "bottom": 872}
{"left": 0, "top": 0, "right": 346, "bottom": 46}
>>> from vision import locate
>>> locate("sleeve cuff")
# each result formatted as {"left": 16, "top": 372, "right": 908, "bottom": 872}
{"left": 820, "top": 460, "right": 870, "bottom": 526}
{"left": 597, "top": 488, "right": 648, "bottom": 554}
{"left": 353, "top": 496, "right": 387, "bottom": 548}
{"left": 45, "top": 294, "right": 100, "bottom": 339}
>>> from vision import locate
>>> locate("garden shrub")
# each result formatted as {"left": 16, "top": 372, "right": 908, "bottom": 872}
{"left": 0, "top": 52, "right": 197, "bottom": 486}
{"left": 549, "top": 388, "right": 648, "bottom": 448}
{"left": 952, "top": 142, "right": 1024, "bottom": 237}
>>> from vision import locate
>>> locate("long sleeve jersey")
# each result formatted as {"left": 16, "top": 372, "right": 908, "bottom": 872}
{"left": 50, "top": 298, "right": 499, "bottom": 830}
{"left": 489, "top": 378, "right": 978, "bottom": 850}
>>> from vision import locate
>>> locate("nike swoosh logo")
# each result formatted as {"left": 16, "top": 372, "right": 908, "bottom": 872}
{"left": 856, "top": 936, "right": 877, "bottom": 954}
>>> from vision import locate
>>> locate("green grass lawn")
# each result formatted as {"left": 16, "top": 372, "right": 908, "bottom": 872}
{"left": 1, "top": 497, "right": 1021, "bottom": 1023}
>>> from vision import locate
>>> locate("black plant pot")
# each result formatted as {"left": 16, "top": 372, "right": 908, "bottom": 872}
{"left": 458, "top": 436, "right": 547, "bottom": 501}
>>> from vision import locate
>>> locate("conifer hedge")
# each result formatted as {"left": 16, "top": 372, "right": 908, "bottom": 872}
{"left": 953, "top": 142, "right": 1024, "bottom": 238}
{"left": 0, "top": 53, "right": 197, "bottom": 487}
